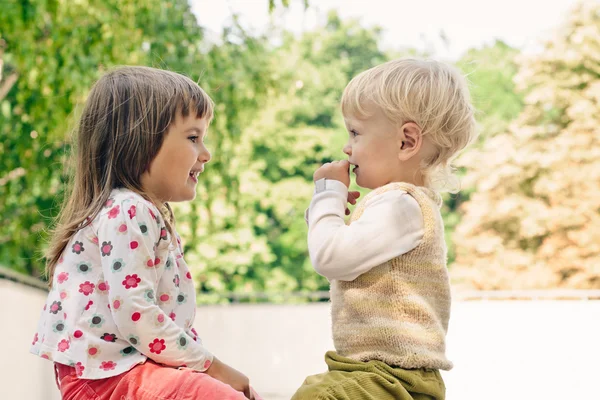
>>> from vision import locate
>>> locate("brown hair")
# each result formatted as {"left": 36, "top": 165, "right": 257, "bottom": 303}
{"left": 45, "top": 66, "right": 213, "bottom": 285}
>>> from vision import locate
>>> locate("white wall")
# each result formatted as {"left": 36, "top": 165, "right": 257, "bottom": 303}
{"left": 2, "top": 278, "right": 599, "bottom": 400}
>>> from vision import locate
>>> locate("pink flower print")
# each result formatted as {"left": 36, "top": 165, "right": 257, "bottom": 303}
{"left": 122, "top": 274, "right": 141, "bottom": 289}
{"left": 97, "top": 280, "right": 109, "bottom": 292}
{"left": 100, "top": 333, "right": 117, "bottom": 342}
{"left": 87, "top": 345, "right": 100, "bottom": 358}
{"left": 130, "top": 241, "right": 139, "bottom": 250}
{"left": 72, "top": 241, "right": 85, "bottom": 254}
{"left": 118, "top": 223, "right": 127, "bottom": 234}
{"left": 128, "top": 205, "right": 136, "bottom": 219}
{"left": 74, "top": 362, "right": 85, "bottom": 377}
{"left": 131, "top": 312, "right": 141, "bottom": 322}
{"left": 148, "top": 208, "right": 156, "bottom": 220}
{"left": 191, "top": 328, "right": 199, "bottom": 338}
{"left": 160, "top": 228, "right": 168, "bottom": 241}
{"left": 32, "top": 333, "right": 38, "bottom": 345}
{"left": 186, "top": 271, "right": 192, "bottom": 280}
{"left": 40, "top": 353, "right": 51, "bottom": 360}
{"left": 58, "top": 256, "right": 64, "bottom": 264}
{"left": 108, "top": 205, "right": 120, "bottom": 219}
{"left": 158, "top": 293, "right": 170, "bottom": 304}
{"left": 57, "top": 339, "right": 70, "bottom": 352}
{"left": 60, "top": 291, "right": 68, "bottom": 300}
{"left": 156, "top": 313, "right": 165, "bottom": 325}
{"left": 78, "top": 281, "right": 95, "bottom": 296}
{"left": 105, "top": 198, "right": 115, "bottom": 208}
{"left": 146, "top": 258, "right": 155, "bottom": 268}
{"left": 49, "top": 301, "right": 62, "bottom": 314}
{"left": 85, "top": 300, "right": 93, "bottom": 311}
{"left": 100, "top": 361, "right": 117, "bottom": 371}
{"left": 101, "top": 241, "right": 113, "bottom": 257}
{"left": 149, "top": 338, "right": 166, "bottom": 355}
{"left": 112, "top": 297, "right": 123, "bottom": 311}
{"left": 203, "top": 360, "right": 212, "bottom": 370}
{"left": 169, "top": 312, "right": 176, "bottom": 321}
{"left": 57, "top": 272, "right": 69, "bottom": 284}
{"left": 73, "top": 330, "right": 83, "bottom": 339}
{"left": 91, "top": 236, "right": 98, "bottom": 244}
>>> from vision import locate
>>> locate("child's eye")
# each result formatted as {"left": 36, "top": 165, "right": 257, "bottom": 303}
{"left": 188, "top": 136, "right": 199, "bottom": 143}
{"left": 350, "top": 129, "right": 359, "bottom": 137}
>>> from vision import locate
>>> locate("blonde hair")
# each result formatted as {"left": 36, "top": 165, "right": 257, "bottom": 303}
{"left": 341, "top": 58, "right": 477, "bottom": 193}
{"left": 45, "top": 66, "right": 214, "bottom": 285}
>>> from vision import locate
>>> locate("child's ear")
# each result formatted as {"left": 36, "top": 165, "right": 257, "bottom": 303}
{"left": 397, "top": 122, "right": 423, "bottom": 161}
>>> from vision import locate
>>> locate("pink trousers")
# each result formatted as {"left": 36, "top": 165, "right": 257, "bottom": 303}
{"left": 55, "top": 361, "right": 262, "bottom": 400}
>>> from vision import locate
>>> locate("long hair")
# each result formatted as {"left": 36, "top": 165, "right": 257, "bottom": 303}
{"left": 45, "top": 66, "right": 213, "bottom": 285}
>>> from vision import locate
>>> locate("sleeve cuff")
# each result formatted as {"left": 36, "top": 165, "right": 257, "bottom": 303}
{"left": 314, "top": 178, "right": 348, "bottom": 195}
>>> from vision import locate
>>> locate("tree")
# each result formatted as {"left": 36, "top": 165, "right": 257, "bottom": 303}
{"left": 0, "top": 0, "right": 278, "bottom": 279}
{"left": 451, "top": 1, "right": 600, "bottom": 290}
{"left": 189, "top": 12, "right": 390, "bottom": 302}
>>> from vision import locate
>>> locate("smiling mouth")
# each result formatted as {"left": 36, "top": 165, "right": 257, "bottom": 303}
{"left": 189, "top": 171, "right": 200, "bottom": 183}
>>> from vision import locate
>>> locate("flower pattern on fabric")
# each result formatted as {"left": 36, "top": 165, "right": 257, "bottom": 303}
{"left": 176, "top": 334, "right": 189, "bottom": 350}
{"left": 108, "top": 206, "right": 120, "bottom": 219}
{"left": 143, "top": 289, "right": 156, "bottom": 303}
{"left": 72, "top": 241, "right": 85, "bottom": 254}
{"left": 122, "top": 274, "right": 141, "bottom": 289}
{"left": 30, "top": 189, "right": 212, "bottom": 380}
{"left": 120, "top": 346, "right": 137, "bottom": 357}
{"left": 127, "top": 205, "right": 136, "bottom": 219}
{"left": 111, "top": 259, "right": 125, "bottom": 273}
{"left": 100, "top": 333, "right": 117, "bottom": 343}
{"left": 49, "top": 301, "right": 62, "bottom": 314}
{"left": 127, "top": 334, "right": 140, "bottom": 346}
{"left": 97, "top": 280, "right": 109, "bottom": 293}
{"left": 79, "top": 281, "right": 95, "bottom": 296}
{"left": 77, "top": 262, "right": 91, "bottom": 275}
{"left": 176, "top": 293, "right": 187, "bottom": 305}
{"left": 100, "top": 241, "right": 113, "bottom": 257}
{"left": 149, "top": 338, "right": 166, "bottom": 355}
{"left": 89, "top": 314, "right": 105, "bottom": 328}
{"left": 52, "top": 320, "right": 66, "bottom": 334}
{"left": 87, "top": 345, "right": 101, "bottom": 358}
{"left": 74, "top": 362, "right": 85, "bottom": 377}
{"left": 100, "top": 361, "right": 117, "bottom": 371}
{"left": 56, "top": 272, "right": 69, "bottom": 284}
{"left": 57, "top": 339, "right": 70, "bottom": 352}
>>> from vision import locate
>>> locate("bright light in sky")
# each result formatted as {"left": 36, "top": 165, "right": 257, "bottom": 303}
{"left": 191, "top": 0, "right": 580, "bottom": 59}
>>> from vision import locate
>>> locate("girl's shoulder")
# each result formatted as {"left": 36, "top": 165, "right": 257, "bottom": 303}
{"left": 94, "top": 188, "right": 162, "bottom": 223}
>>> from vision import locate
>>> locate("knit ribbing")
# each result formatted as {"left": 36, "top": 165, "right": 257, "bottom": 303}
{"left": 330, "top": 182, "right": 453, "bottom": 370}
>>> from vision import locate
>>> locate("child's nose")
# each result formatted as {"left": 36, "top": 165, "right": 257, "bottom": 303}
{"left": 343, "top": 144, "right": 352, "bottom": 156}
{"left": 200, "top": 148, "right": 211, "bottom": 163}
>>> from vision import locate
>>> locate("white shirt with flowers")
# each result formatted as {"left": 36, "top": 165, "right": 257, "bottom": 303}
{"left": 30, "top": 188, "right": 213, "bottom": 379}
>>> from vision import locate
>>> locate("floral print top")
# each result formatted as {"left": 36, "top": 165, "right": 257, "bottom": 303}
{"left": 30, "top": 188, "right": 213, "bottom": 379}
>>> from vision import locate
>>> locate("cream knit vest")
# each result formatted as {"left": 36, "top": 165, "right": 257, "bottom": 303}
{"left": 330, "top": 182, "right": 453, "bottom": 370}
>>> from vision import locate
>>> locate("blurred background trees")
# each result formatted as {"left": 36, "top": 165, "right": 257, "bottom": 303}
{"left": 1, "top": 0, "right": 598, "bottom": 301}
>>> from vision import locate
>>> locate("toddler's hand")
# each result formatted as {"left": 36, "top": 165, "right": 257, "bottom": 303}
{"left": 205, "top": 358, "right": 255, "bottom": 399}
{"left": 313, "top": 160, "right": 350, "bottom": 188}
{"left": 346, "top": 191, "right": 360, "bottom": 215}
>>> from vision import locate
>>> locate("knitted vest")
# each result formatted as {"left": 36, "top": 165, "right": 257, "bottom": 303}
{"left": 330, "top": 182, "right": 453, "bottom": 370}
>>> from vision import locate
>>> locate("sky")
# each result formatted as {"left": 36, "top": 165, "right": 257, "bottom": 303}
{"left": 191, "top": 0, "right": 581, "bottom": 60}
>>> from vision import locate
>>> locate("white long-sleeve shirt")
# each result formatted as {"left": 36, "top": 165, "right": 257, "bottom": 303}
{"left": 31, "top": 188, "right": 213, "bottom": 379}
{"left": 307, "top": 179, "right": 424, "bottom": 281}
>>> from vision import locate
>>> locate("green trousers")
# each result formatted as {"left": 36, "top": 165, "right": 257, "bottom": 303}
{"left": 291, "top": 351, "right": 446, "bottom": 400}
